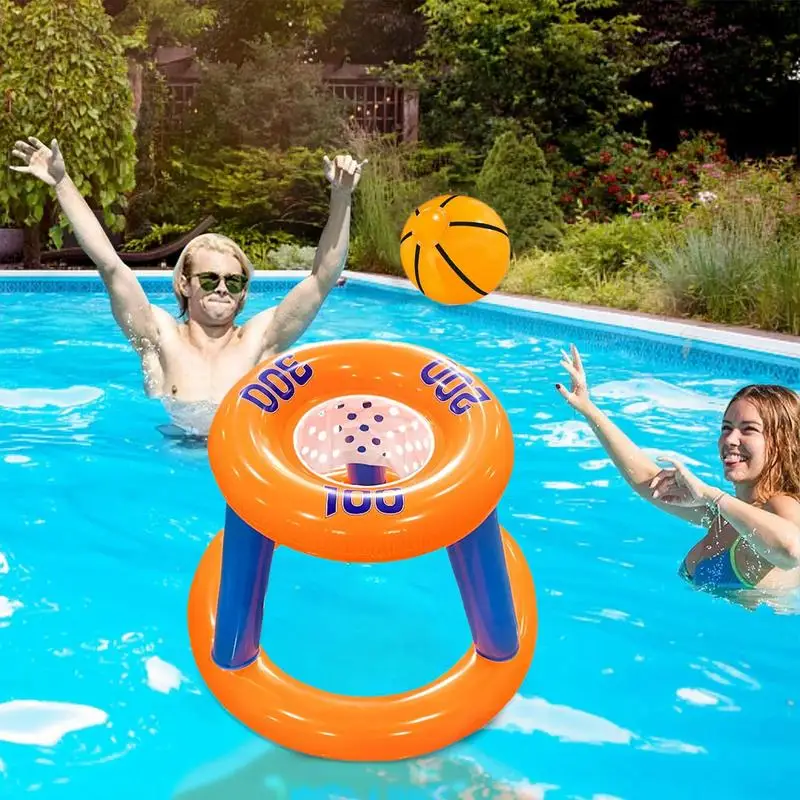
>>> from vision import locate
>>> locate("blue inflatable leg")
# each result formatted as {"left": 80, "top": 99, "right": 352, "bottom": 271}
{"left": 447, "top": 509, "right": 519, "bottom": 661}
{"left": 212, "top": 505, "right": 275, "bottom": 670}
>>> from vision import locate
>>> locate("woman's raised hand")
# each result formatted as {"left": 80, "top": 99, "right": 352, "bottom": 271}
{"left": 555, "top": 343, "right": 594, "bottom": 415}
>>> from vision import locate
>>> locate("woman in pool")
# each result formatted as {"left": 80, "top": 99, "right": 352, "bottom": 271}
{"left": 556, "top": 344, "right": 800, "bottom": 592}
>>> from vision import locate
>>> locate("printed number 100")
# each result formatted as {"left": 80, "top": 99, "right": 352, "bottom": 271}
{"left": 324, "top": 486, "right": 405, "bottom": 517}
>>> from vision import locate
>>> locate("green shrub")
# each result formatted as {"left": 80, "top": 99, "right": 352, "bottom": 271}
{"left": 344, "top": 131, "right": 432, "bottom": 274}
{"left": 178, "top": 146, "right": 332, "bottom": 234}
{"left": 121, "top": 222, "right": 195, "bottom": 252}
{"left": 557, "top": 215, "right": 673, "bottom": 282}
{"left": 267, "top": 243, "right": 317, "bottom": 271}
{"left": 500, "top": 248, "right": 665, "bottom": 313}
{"left": 404, "top": 142, "right": 483, "bottom": 197}
{"left": 645, "top": 160, "right": 800, "bottom": 332}
{"left": 0, "top": 0, "right": 136, "bottom": 250}
{"left": 755, "top": 247, "right": 800, "bottom": 335}
{"left": 475, "top": 130, "right": 563, "bottom": 255}
{"left": 181, "top": 39, "right": 348, "bottom": 155}
{"left": 555, "top": 131, "right": 733, "bottom": 222}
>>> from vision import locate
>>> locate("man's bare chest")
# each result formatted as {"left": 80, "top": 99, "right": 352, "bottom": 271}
{"left": 159, "top": 337, "right": 263, "bottom": 403}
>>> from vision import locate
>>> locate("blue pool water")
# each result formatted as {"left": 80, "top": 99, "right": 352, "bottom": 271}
{"left": 1, "top": 275, "right": 799, "bottom": 799}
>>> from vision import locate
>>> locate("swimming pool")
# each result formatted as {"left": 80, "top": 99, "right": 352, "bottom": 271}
{"left": 1, "top": 271, "right": 799, "bottom": 799}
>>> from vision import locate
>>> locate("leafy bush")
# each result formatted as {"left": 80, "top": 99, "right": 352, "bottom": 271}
{"left": 403, "top": 142, "right": 483, "bottom": 196}
{"left": 475, "top": 130, "right": 563, "bottom": 255}
{"left": 121, "top": 222, "right": 195, "bottom": 252}
{"left": 344, "top": 131, "right": 434, "bottom": 274}
{"left": 500, "top": 248, "right": 665, "bottom": 314}
{"left": 162, "top": 146, "right": 332, "bottom": 235}
{"left": 0, "top": 0, "right": 136, "bottom": 250}
{"left": 267, "top": 243, "right": 318, "bottom": 271}
{"left": 648, "top": 163, "right": 800, "bottom": 333}
{"left": 553, "top": 215, "right": 673, "bottom": 284}
{"left": 505, "top": 214, "right": 671, "bottom": 297}
{"left": 405, "top": 0, "right": 656, "bottom": 161}
{"left": 555, "top": 131, "right": 732, "bottom": 222}
{"left": 181, "top": 39, "right": 348, "bottom": 155}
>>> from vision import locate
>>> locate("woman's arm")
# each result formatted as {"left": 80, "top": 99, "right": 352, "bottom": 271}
{"left": 707, "top": 489, "right": 800, "bottom": 568}
{"left": 557, "top": 345, "right": 707, "bottom": 525}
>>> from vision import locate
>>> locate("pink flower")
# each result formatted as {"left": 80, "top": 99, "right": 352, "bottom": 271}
{"left": 631, "top": 212, "right": 642, "bottom": 219}
{"left": 638, "top": 193, "right": 651, "bottom": 203}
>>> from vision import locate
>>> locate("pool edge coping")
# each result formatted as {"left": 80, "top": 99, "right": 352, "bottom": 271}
{"left": 3, "top": 267, "right": 800, "bottom": 361}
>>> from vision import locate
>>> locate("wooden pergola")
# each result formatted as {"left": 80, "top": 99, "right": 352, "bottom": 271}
{"left": 142, "top": 48, "right": 419, "bottom": 143}
{"left": 322, "top": 63, "right": 419, "bottom": 142}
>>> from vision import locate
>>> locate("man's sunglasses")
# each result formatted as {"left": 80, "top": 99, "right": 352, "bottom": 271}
{"left": 194, "top": 271, "right": 248, "bottom": 294}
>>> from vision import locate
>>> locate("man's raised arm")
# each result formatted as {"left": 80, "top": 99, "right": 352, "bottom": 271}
{"left": 245, "top": 153, "right": 367, "bottom": 357}
{"left": 11, "top": 136, "right": 160, "bottom": 352}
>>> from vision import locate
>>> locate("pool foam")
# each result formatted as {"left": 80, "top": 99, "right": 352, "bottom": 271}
{"left": 0, "top": 386, "right": 103, "bottom": 410}
{"left": 489, "top": 694, "right": 633, "bottom": 744}
{"left": 592, "top": 378, "right": 728, "bottom": 414}
{"left": 0, "top": 700, "right": 108, "bottom": 746}
{"left": 144, "top": 656, "right": 187, "bottom": 694}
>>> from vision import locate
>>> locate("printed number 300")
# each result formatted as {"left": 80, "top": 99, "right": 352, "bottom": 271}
{"left": 239, "top": 355, "right": 312, "bottom": 414}
{"left": 420, "top": 360, "right": 491, "bottom": 416}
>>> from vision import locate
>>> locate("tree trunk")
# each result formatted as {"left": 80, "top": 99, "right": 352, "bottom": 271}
{"left": 128, "top": 56, "right": 144, "bottom": 130}
{"left": 22, "top": 223, "right": 41, "bottom": 269}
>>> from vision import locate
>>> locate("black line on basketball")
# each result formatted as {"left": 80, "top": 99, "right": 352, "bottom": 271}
{"left": 400, "top": 231, "right": 412, "bottom": 244}
{"left": 435, "top": 244, "right": 488, "bottom": 296}
{"left": 439, "top": 195, "right": 459, "bottom": 208}
{"left": 414, "top": 243, "right": 426, "bottom": 295}
{"left": 449, "top": 221, "right": 509, "bottom": 237}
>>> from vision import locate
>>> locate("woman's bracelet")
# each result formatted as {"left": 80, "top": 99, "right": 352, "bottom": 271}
{"left": 706, "top": 490, "right": 727, "bottom": 512}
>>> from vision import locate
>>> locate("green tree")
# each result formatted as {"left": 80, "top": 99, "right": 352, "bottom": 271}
{"left": 475, "top": 129, "right": 563, "bottom": 254}
{"left": 0, "top": 0, "right": 137, "bottom": 265}
{"left": 198, "top": 0, "right": 345, "bottom": 64}
{"left": 181, "top": 38, "right": 348, "bottom": 154}
{"left": 104, "top": 0, "right": 216, "bottom": 50}
{"left": 313, "top": 0, "right": 427, "bottom": 65}
{"left": 403, "top": 0, "right": 658, "bottom": 162}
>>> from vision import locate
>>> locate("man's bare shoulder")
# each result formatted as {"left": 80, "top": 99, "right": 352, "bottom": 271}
{"left": 238, "top": 304, "right": 277, "bottom": 338}
{"left": 144, "top": 304, "right": 181, "bottom": 349}
{"left": 151, "top": 304, "right": 180, "bottom": 330}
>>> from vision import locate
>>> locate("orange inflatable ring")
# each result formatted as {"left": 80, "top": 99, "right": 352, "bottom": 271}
{"left": 188, "top": 340, "right": 537, "bottom": 762}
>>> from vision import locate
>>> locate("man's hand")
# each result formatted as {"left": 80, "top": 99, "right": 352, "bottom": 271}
{"left": 10, "top": 136, "right": 66, "bottom": 187}
{"left": 323, "top": 153, "right": 367, "bottom": 193}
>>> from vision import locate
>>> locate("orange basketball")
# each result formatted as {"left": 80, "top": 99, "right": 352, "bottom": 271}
{"left": 399, "top": 194, "right": 511, "bottom": 305}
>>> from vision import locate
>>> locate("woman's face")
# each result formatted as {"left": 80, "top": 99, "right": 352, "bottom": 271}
{"left": 718, "top": 398, "right": 767, "bottom": 485}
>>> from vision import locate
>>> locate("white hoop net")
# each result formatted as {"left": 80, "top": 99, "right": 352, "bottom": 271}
{"left": 293, "top": 394, "right": 435, "bottom": 482}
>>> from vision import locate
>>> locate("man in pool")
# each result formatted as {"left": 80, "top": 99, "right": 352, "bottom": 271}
{"left": 555, "top": 344, "right": 800, "bottom": 593}
{"left": 10, "top": 136, "right": 366, "bottom": 430}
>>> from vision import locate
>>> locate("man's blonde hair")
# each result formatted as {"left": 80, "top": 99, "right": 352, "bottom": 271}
{"left": 172, "top": 233, "right": 254, "bottom": 316}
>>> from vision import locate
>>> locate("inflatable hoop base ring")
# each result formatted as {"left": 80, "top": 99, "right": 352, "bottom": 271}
{"left": 188, "top": 527, "right": 536, "bottom": 762}
{"left": 189, "top": 340, "right": 538, "bottom": 762}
